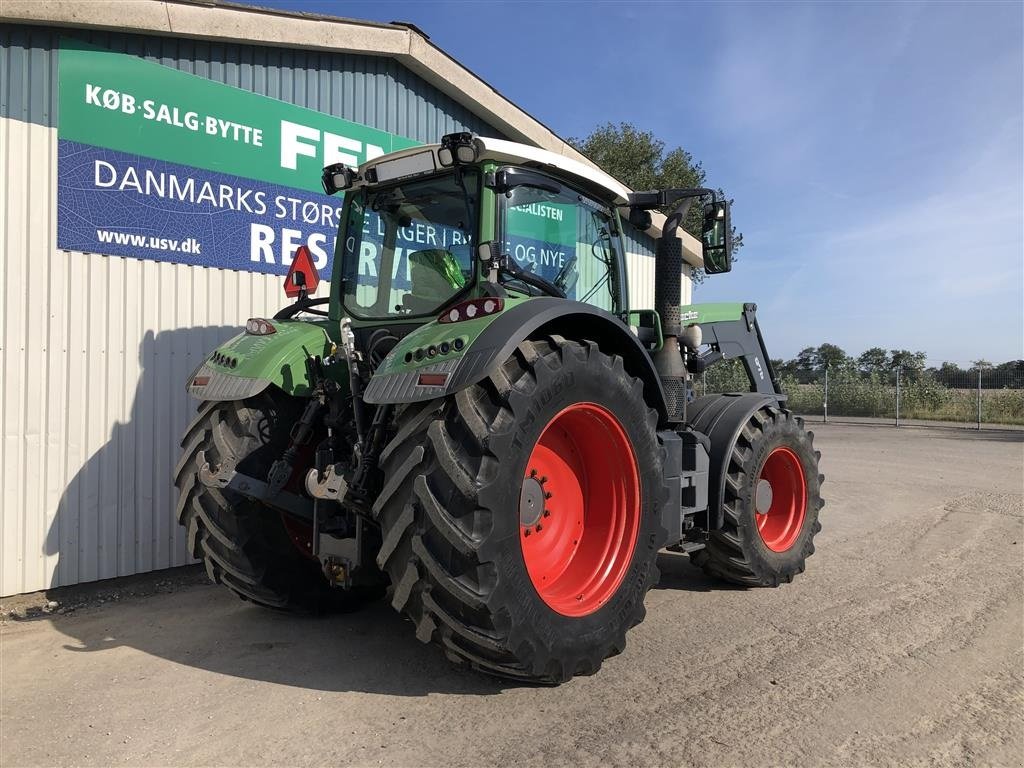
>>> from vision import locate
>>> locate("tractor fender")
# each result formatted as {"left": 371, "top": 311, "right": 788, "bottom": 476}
{"left": 363, "top": 298, "right": 669, "bottom": 422}
{"left": 686, "top": 392, "right": 783, "bottom": 530}
{"left": 185, "top": 319, "right": 344, "bottom": 402}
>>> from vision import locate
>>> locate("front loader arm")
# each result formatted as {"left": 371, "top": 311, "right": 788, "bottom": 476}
{"left": 682, "top": 302, "right": 782, "bottom": 396}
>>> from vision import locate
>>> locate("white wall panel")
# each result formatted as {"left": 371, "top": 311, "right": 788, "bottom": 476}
{"left": 625, "top": 252, "right": 691, "bottom": 310}
{"left": 0, "top": 116, "right": 311, "bottom": 595}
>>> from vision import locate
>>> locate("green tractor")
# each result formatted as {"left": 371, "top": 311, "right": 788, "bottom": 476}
{"left": 175, "top": 133, "right": 823, "bottom": 683}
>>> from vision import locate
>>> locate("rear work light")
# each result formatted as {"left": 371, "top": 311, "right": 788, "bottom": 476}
{"left": 245, "top": 318, "right": 277, "bottom": 335}
{"left": 438, "top": 297, "right": 504, "bottom": 324}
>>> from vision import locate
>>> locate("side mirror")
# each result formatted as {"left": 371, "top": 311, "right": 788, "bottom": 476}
{"left": 628, "top": 207, "right": 652, "bottom": 231}
{"left": 701, "top": 200, "right": 732, "bottom": 274}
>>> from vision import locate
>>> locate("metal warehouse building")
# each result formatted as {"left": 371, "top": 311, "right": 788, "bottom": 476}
{"left": 0, "top": 0, "right": 701, "bottom": 596}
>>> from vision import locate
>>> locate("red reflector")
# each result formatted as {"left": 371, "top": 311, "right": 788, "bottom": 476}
{"left": 192, "top": 376, "right": 210, "bottom": 387}
{"left": 284, "top": 245, "right": 321, "bottom": 298}
{"left": 417, "top": 373, "right": 449, "bottom": 387}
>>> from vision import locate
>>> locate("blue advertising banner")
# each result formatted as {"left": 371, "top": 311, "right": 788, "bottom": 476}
{"left": 57, "top": 140, "right": 343, "bottom": 274}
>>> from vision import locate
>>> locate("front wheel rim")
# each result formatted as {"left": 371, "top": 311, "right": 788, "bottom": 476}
{"left": 518, "top": 403, "right": 641, "bottom": 617}
{"left": 754, "top": 446, "right": 808, "bottom": 552}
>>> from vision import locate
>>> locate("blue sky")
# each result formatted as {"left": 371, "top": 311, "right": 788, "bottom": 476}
{"left": 242, "top": 0, "right": 1022, "bottom": 363}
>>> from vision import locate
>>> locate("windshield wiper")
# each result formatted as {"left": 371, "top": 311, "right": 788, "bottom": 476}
{"left": 500, "top": 259, "right": 565, "bottom": 299}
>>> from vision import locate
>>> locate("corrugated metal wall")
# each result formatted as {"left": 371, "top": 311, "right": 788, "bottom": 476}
{"left": 623, "top": 222, "right": 691, "bottom": 308}
{"left": 0, "top": 22, "right": 665, "bottom": 596}
{"left": 1, "top": 24, "right": 499, "bottom": 138}
{"left": 0, "top": 23, "right": 512, "bottom": 596}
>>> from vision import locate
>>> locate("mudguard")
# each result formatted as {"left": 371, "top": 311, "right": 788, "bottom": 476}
{"left": 686, "top": 392, "right": 783, "bottom": 530}
{"left": 185, "top": 319, "right": 346, "bottom": 401}
{"left": 363, "top": 297, "right": 670, "bottom": 421}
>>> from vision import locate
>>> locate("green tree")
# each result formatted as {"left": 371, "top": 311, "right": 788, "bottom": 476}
{"left": 889, "top": 349, "right": 927, "bottom": 380}
{"left": 994, "top": 360, "right": 1024, "bottom": 388}
{"left": 774, "top": 357, "right": 801, "bottom": 380}
{"left": 793, "top": 346, "right": 820, "bottom": 383}
{"left": 816, "top": 343, "right": 853, "bottom": 373}
{"left": 857, "top": 347, "right": 890, "bottom": 376}
{"left": 935, "top": 361, "right": 967, "bottom": 387}
{"left": 568, "top": 122, "right": 743, "bottom": 282}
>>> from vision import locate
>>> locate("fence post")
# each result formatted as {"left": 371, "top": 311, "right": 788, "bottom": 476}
{"left": 823, "top": 366, "right": 829, "bottom": 424}
{"left": 977, "top": 367, "right": 982, "bottom": 430}
{"left": 895, "top": 366, "right": 901, "bottom": 427}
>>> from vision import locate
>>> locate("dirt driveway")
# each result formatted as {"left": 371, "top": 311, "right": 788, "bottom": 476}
{"left": 2, "top": 424, "right": 1022, "bottom": 767}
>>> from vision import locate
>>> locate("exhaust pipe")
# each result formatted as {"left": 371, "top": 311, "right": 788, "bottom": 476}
{"left": 652, "top": 200, "right": 696, "bottom": 424}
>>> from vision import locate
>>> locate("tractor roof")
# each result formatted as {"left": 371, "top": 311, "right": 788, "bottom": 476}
{"left": 360, "top": 137, "right": 632, "bottom": 206}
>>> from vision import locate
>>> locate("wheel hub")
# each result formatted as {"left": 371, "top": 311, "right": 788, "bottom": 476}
{"left": 754, "top": 478, "right": 774, "bottom": 514}
{"left": 519, "top": 475, "right": 546, "bottom": 528}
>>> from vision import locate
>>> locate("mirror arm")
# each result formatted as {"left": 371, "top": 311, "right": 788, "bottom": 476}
{"left": 628, "top": 188, "right": 717, "bottom": 239}
{"left": 627, "top": 187, "right": 717, "bottom": 211}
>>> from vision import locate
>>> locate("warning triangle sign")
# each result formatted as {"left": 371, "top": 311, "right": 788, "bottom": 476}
{"left": 284, "top": 245, "right": 321, "bottom": 298}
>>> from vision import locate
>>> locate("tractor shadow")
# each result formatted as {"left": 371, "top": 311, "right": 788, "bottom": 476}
{"left": 44, "top": 325, "right": 239, "bottom": 586}
{"left": 653, "top": 550, "right": 739, "bottom": 592}
{"left": 43, "top": 572, "right": 506, "bottom": 696}
{"left": 41, "top": 556, "right": 718, "bottom": 697}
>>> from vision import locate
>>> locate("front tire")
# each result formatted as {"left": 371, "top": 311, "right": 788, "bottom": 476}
{"left": 373, "top": 337, "right": 667, "bottom": 683}
{"left": 691, "top": 405, "right": 824, "bottom": 586}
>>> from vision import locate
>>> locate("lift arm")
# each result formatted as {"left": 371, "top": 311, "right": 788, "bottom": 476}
{"left": 684, "top": 303, "right": 783, "bottom": 397}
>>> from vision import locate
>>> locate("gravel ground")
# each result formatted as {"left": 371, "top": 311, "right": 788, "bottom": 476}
{"left": 2, "top": 423, "right": 1022, "bottom": 767}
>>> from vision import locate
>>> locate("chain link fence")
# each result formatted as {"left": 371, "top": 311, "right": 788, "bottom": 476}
{"left": 693, "top": 359, "right": 1024, "bottom": 430}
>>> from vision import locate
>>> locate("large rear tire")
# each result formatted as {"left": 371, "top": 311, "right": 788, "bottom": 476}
{"left": 373, "top": 337, "right": 667, "bottom": 683}
{"left": 691, "top": 405, "right": 823, "bottom": 586}
{"left": 174, "top": 393, "right": 379, "bottom": 611}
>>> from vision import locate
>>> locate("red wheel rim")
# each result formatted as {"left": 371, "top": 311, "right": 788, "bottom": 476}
{"left": 518, "top": 403, "right": 641, "bottom": 617}
{"left": 755, "top": 446, "right": 807, "bottom": 552}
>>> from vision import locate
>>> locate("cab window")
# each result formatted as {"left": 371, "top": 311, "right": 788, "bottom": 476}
{"left": 501, "top": 183, "right": 620, "bottom": 311}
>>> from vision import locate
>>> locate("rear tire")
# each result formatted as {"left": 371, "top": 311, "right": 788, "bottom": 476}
{"left": 373, "top": 337, "right": 667, "bottom": 683}
{"left": 692, "top": 405, "right": 823, "bottom": 586}
{"left": 174, "top": 393, "right": 380, "bottom": 612}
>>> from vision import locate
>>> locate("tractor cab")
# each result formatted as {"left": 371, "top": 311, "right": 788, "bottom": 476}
{"left": 320, "top": 134, "right": 643, "bottom": 336}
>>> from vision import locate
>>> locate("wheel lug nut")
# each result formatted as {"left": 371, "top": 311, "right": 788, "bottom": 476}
{"left": 529, "top": 469, "right": 538, "bottom": 477}
{"left": 523, "top": 528, "right": 531, "bottom": 536}
{"left": 543, "top": 510, "right": 550, "bottom": 517}
{"left": 544, "top": 492, "right": 552, "bottom": 499}
{"left": 535, "top": 524, "right": 542, "bottom": 532}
